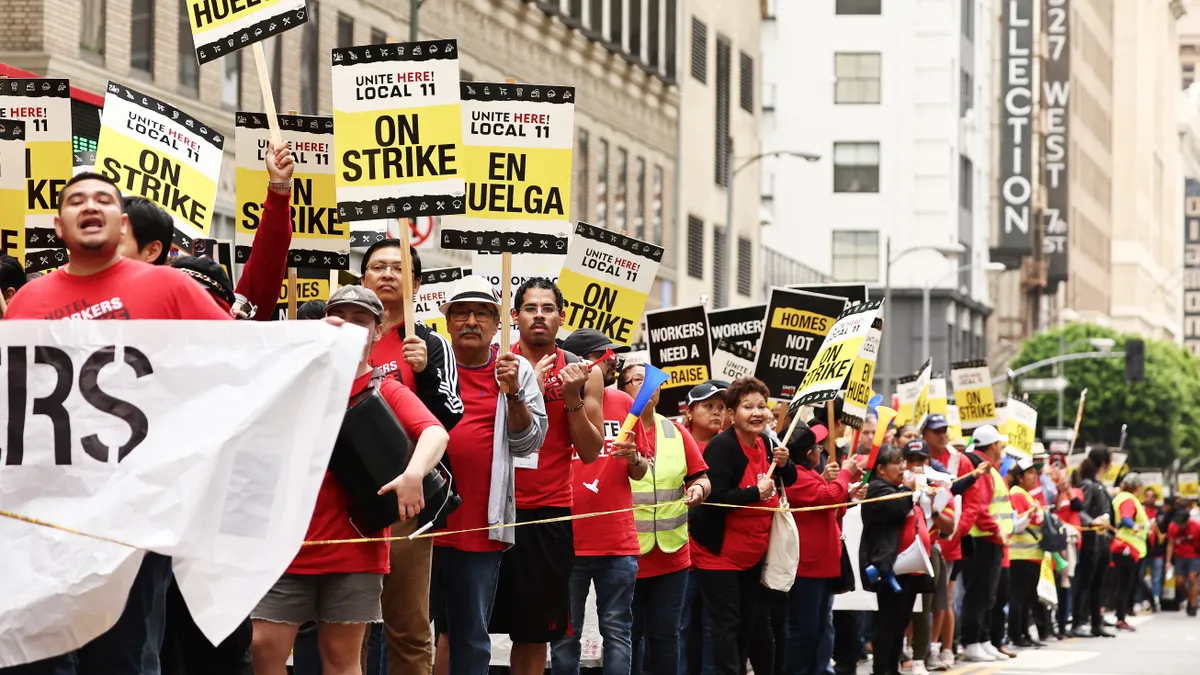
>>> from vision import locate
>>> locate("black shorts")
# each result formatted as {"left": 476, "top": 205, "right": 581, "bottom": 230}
{"left": 951, "top": 559, "right": 964, "bottom": 582}
{"left": 488, "top": 506, "right": 575, "bottom": 643}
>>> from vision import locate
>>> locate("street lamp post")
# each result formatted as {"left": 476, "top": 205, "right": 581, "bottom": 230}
{"left": 1054, "top": 336, "right": 1116, "bottom": 426}
{"left": 720, "top": 139, "right": 820, "bottom": 308}
{"left": 881, "top": 240, "right": 964, "bottom": 393}
{"left": 921, "top": 261, "right": 1006, "bottom": 363}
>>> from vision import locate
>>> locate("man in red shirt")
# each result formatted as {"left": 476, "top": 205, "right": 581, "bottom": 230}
{"left": 1166, "top": 500, "right": 1200, "bottom": 616}
{"left": 3, "top": 172, "right": 229, "bottom": 675}
{"left": 249, "top": 285, "right": 449, "bottom": 675}
{"left": 430, "top": 275, "right": 547, "bottom": 675}
{"left": 490, "top": 277, "right": 605, "bottom": 675}
{"left": 550, "top": 329, "right": 646, "bottom": 675}
{"left": 358, "top": 239, "right": 464, "bottom": 675}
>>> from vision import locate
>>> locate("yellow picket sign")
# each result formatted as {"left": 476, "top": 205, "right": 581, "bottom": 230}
{"left": 912, "top": 360, "right": 932, "bottom": 425}
{"left": 414, "top": 267, "right": 466, "bottom": 337}
{"left": 950, "top": 359, "right": 998, "bottom": 429}
{"left": 790, "top": 300, "right": 884, "bottom": 408}
{"left": 1177, "top": 472, "right": 1199, "bottom": 500}
{"left": 0, "top": 122, "right": 26, "bottom": 267}
{"left": 556, "top": 224, "right": 663, "bottom": 346}
{"left": 842, "top": 318, "right": 883, "bottom": 427}
{"left": 1005, "top": 397, "right": 1038, "bottom": 456}
{"left": 185, "top": 0, "right": 310, "bottom": 64}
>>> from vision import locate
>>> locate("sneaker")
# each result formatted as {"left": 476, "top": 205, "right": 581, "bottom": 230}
{"left": 911, "top": 661, "right": 930, "bottom": 675}
{"left": 1116, "top": 621, "right": 1136, "bottom": 632}
{"left": 939, "top": 649, "right": 955, "bottom": 667}
{"left": 963, "top": 643, "right": 997, "bottom": 662}
{"left": 925, "top": 652, "right": 949, "bottom": 672}
{"left": 982, "top": 643, "right": 1006, "bottom": 660}
{"left": 1071, "top": 625, "right": 1095, "bottom": 638}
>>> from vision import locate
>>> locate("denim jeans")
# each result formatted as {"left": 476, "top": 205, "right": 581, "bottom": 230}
{"left": 551, "top": 555, "right": 638, "bottom": 675}
{"left": 785, "top": 577, "right": 835, "bottom": 675}
{"left": 631, "top": 569, "right": 688, "bottom": 675}
{"left": 293, "top": 622, "right": 387, "bottom": 675}
{"left": 1149, "top": 557, "right": 1165, "bottom": 604}
{"left": 431, "top": 547, "right": 504, "bottom": 675}
{"left": 679, "top": 571, "right": 715, "bottom": 675}
{"left": 1, "top": 553, "right": 172, "bottom": 675}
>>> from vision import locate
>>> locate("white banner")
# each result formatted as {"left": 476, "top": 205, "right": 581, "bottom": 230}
{"left": 0, "top": 320, "right": 363, "bottom": 666}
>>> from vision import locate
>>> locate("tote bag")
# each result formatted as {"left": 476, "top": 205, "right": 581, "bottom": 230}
{"left": 761, "top": 492, "right": 800, "bottom": 592}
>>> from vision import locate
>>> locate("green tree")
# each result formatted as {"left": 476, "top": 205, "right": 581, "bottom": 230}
{"left": 1010, "top": 323, "right": 1200, "bottom": 469}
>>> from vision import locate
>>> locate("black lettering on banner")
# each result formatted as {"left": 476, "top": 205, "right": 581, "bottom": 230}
{"left": 245, "top": 178, "right": 344, "bottom": 237}
{"left": 751, "top": 289, "right": 845, "bottom": 400}
{"left": 26, "top": 147, "right": 65, "bottom": 211}
{"left": 190, "top": 0, "right": 264, "bottom": 29}
{"left": 564, "top": 282, "right": 634, "bottom": 344}
{"left": 463, "top": 151, "right": 564, "bottom": 216}
{"left": 2, "top": 345, "right": 153, "bottom": 466}
{"left": 645, "top": 305, "right": 712, "bottom": 417}
{"left": 1, "top": 229, "right": 19, "bottom": 257}
{"left": 340, "top": 114, "right": 457, "bottom": 182}
{"left": 708, "top": 305, "right": 766, "bottom": 354}
{"left": 101, "top": 153, "right": 208, "bottom": 230}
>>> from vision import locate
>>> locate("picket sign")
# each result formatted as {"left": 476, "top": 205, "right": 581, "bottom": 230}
{"left": 768, "top": 398, "right": 836, "bottom": 479}
{"left": 498, "top": 78, "right": 517, "bottom": 369}
{"left": 386, "top": 36, "right": 418, "bottom": 332}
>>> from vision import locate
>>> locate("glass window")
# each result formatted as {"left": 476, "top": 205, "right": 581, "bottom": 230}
{"left": 616, "top": 147, "right": 628, "bottom": 231}
{"left": 836, "top": 0, "right": 882, "bottom": 15}
{"left": 80, "top": 0, "right": 106, "bottom": 56}
{"left": 831, "top": 231, "right": 880, "bottom": 282}
{"left": 178, "top": 0, "right": 198, "bottom": 91}
{"left": 834, "top": 52, "right": 880, "bottom": 104}
{"left": 652, "top": 165, "right": 664, "bottom": 245}
{"left": 576, "top": 128, "right": 590, "bottom": 222}
{"left": 597, "top": 139, "right": 609, "bottom": 228}
{"left": 833, "top": 142, "right": 880, "bottom": 193}
{"left": 131, "top": 0, "right": 155, "bottom": 73}
{"left": 371, "top": 29, "right": 387, "bottom": 45}
{"left": 338, "top": 12, "right": 354, "bottom": 47}
{"left": 634, "top": 157, "right": 646, "bottom": 239}
{"left": 686, "top": 215, "right": 704, "bottom": 279}
{"left": 222, "top": 51, "right": 242, "bottom": 109}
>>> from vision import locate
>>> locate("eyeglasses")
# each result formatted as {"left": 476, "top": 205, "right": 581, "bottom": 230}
{"left": 366, "top": 262, "right": 406, "bottom": 275}
{"left": 448, "top": 307, "right": 496, "bottom": 322}
{"left": 519, "top": 303, "right": 559, "bottom": 316}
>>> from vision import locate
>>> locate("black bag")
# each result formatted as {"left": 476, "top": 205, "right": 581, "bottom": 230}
{"left": 833, "top": 535, "right": 856, "bottom": 594}
{"left": 1038, "top": 511, "right": 1069, "bottom": 553}
{"left": 328, "top": 370, "right": 460, "bottom": 533}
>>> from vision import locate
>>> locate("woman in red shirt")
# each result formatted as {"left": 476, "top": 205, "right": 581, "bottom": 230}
{"left": 784, "top": 419, "right": 862, "bottom": 675}
{"left": 682, "top": 381, "right": 726, "bottom": 451}
{"left": 689, "top": 378, "right": 796, "bottom": 675}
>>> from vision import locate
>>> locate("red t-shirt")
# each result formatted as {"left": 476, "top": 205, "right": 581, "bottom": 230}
{"left": 1055, "top": 486, "right": 1085, "bottom": 550}
{"left": 691, "top": 436, "right": 776, "bottom": 571}
{"left": 288, "top": 372, "right": 442, "bottom": 574}
{"left": 4, "top": 258, "right": 230, "bottom": 320}
{"left": 638, "top": 421, "right": 708, "bottom": 579}
{"left": 1111, "top": 496, "right": 1142, "bottom": 561}
{"left": 1169, "top": 519, "right": 1200, "bottom": 559}
{"left": 436, "top": 346, "right": 502, "bottom": 552}
{"left": 571, "top": 389, "right": 639, "bottom": 556}
{"left": 511, "top": 346, "right": 577, "bottom": 509}
{"left": 369, "top": 328, "right": 418, "bottom": 389}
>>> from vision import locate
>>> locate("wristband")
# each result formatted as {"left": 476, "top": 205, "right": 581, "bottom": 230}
{"left": 269, "top": 180, "right": 293, "bottom": 191}
{"left": 564, "top": 400, "right": 584, "bottom": 413}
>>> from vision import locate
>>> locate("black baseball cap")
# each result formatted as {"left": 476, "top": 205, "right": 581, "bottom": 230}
{"left": 173, "top": 256, "right": 235, "bottom": 308}
{"left": 904, "top": 439, "right": 931, "bottom": 459}
{"left": 922, "top": 413, "right": 949, "bottom": 431}
{"left": 687, "top": 382, "right": 726, "bottom": 406}
{"left": 560, "top": 328, "right": 630, "bottom": 358}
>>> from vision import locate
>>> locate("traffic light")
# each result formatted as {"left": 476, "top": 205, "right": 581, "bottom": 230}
{"left": 1125, "top": 339, "right": 1145, "bottom": 382}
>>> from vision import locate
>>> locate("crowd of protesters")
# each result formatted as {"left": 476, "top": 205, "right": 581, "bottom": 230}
{"left": 2, "top": 162, "right": 1199, "bottom": 675}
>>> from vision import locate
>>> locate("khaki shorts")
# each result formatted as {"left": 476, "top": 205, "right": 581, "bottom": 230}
{"left": 252, "top": 573, "right": 384, "bottom": 625}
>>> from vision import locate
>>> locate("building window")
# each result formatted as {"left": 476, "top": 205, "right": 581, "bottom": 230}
{"left": 833, "top": 142, "right": 880, "bottom": 193}
{"left": 959, "top": 154, "right": 973, "bottom": 212}
{"left": 836, "top": 0, "right": 882, "bottom": 14}
{"left": 569, "top": 0, "right": 583, "bottom": 21}
{"left": 611, "top": 0, "right": 624, "bottom": 47}
{"left": 178, "top": 0, "right": 198, "bottom": 91}
{"left": 300, "top": 1, "right": 321, "bottom": 114}
{"left": 1185, "top": 63, "right": 1195, "bottom": 90}
{"left": 576, "top": 129, "right": 589, "bottom": 222}
{"left": 222, "top": 51, "right": 242, "bottom": 109}
{"left": 338, "top": 12, "right": 354, "bottom": 48}
{"left": 713, "top": 227, "right": 728, "bottom": 307}
{"left": 634, "top": 157, "right": 646, "bottom": 239}
{"left": 616, "top": 148, "right": 628, "bottom": 231}
{"left": 648, "top": 0, "right": 661, "bottom": 69}
{"left": 961, "top": 0, "right": 974, "bottom": 40}
{"left": 834, "top": 52, "right": 880, "bottom": 104}
{"left": 652, "top": 165, "right": 664, "bottom": 245}
{"left": 960, "top": 68, "right": 973, "bottom": 116}
{"left": 739, "top": 51, "right": 754, "bottom": 112}
{"left": 131, "top": 0, "right": 155, "bottom": 74}
{"left": 630, "top": 0, "right": 642, "bottom": 57}
{"left": 80, "top": 0, "right": 106, "bottom": 56}
{"left": 589, "top": 0, "right": 604, "bottom": 34}
{"left": 687, "top": 215, "right": 704, "bottom": 279}
{"left": 763, "top": 0, "right": 778, "bottom": 19}
{"left": 262, "top": 37, "right": 283, "bottom": 110}
{"left": 831, "top": 231, "right": 880, "bottom": 282}
{"left": 665, "top": 0, "right": 678, "bottom": 79}
{"left": 691, "top": 17, "right": 707, "bottom": 83}
{"left": 737, "top": 236, "right": 752, "bottom": 296}
{"left": 715, "top": 36, "right": 731, "bottom": 186}
{"left": 371, "top": 29, "right": 387, "bottom": 44}
{"left": 761, "top": 170, "right": 775, "bottom": 210}
{"left": 597, "top": 139, "right": 609, "bottom": 228}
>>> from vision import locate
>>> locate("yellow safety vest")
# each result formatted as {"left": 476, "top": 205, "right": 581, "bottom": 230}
{"left": 1009, "top": 486, "right": 1043, "bottom": 561}
{"left": 970, "top": 465, "right": 1015, "bottom": 539}
{"left": 630, "top": 415, "right": 689, "bottom": 555}
{"left": 1112, "top": 491, "right": 1149, "bottom": 560}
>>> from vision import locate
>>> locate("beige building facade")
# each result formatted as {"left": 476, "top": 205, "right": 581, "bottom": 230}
{"left": 0, "top": 0, "right": 683, "bottom": 309}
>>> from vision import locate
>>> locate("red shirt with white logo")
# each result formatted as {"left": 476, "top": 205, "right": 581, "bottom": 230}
{"left": 4, "top": 258, "right": 231, "bottom": 320}
{"left": 637, "top": 420, "right": 707, "bottom": 579}
{"left": 287, "top": 372, "right": 442, "bottom": 574}
{"left": 436, "top": 346, "right": 502, "bottom": 552}
{"left": 571, "top": 388, "right": 639, "bottom": 556}
{"left": 1169, "top": 519, "right": 1200, "bottom": 559}
{"left": 369, "top": 328, "right": 417, "bottom": 389}
{"left": 691, "top": 436, "right": 776, "bottom": 571}
{"left": 511, "top": 346, "right": 577, "bottom": 509}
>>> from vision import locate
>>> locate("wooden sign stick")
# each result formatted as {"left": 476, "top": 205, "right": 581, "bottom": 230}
{"left": 399, "top": 215, "right": 417, "bottom": 330}
{"left": 499, "top": 78, "right": 517, "bottom": 369}
{"left": 251, "top": 42, "right": 296, "bottom": 317}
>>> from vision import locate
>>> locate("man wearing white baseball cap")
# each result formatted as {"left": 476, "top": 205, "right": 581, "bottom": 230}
{"left": 954, "top": 425, "right": 1014, "bottom": 662}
